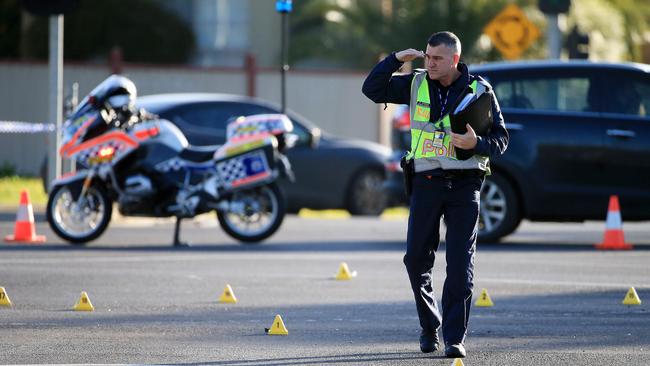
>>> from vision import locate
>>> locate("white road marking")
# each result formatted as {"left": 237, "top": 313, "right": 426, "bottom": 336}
{"left": 481, "top": 277, "right": 649, "bottom": 289}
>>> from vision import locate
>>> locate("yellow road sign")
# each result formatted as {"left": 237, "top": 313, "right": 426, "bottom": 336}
{"left": 484, "top": 4, "right": 540, "bottom": 60}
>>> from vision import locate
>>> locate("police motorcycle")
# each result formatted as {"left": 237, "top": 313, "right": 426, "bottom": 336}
{"left": 47, "top": 75, "right": 295, "bottom": 246}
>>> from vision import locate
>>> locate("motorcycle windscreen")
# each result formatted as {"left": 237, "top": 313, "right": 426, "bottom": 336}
{"left": 60, "top": 112, "right": 108, "bottom": 157}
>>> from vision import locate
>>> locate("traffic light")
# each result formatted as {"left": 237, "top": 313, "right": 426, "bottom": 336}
{"left": 538, "top": 0, "right": 571, "bottom": 14}
{"left": 21, "top": 0, "right": 79, "bottom": 15}
{"left": 276, "top": 0, "right": 293, "bottom": 13}
{"left": 567, "top": 26, "right": 589, "bottom": 59}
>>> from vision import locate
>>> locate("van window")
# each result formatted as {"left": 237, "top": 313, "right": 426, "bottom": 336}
{"left": 492, "top": 76, "right": 593, "bottom": 112}
{"left": 603, "top": 74, "right": 650, "bottom": 117}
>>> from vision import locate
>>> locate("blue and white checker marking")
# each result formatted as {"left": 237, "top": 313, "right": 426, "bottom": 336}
{"left": 155, "top": 157, "right": 215, "bottom": 173}
{"left": 155, "top": 157, "right": 185, "bottom": 172}
{"left": 75, "top": 141, "right": 127, "bottom": 165}
{"left": 217, "top": 150, "right": 270, "bottom": 188}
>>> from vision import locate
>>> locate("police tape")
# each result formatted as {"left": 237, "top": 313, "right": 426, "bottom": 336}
{"left": 0, "top": 121, "right": 55, "bottom": 133}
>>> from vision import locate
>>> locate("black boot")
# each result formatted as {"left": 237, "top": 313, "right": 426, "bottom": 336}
{"left": 419, "top": 329, "right": 439, "bottom": 353}
{"left": 444, "top": 343, "right": 466, "bottom": 358}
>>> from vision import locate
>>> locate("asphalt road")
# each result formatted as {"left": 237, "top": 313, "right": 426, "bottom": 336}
{"left": 0, "top": 214, "right": 649, "bottom": 366}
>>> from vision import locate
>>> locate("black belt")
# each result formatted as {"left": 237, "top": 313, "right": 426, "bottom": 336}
{"left": 417, "top": 169, "right": 485, "bottom": 179}
{"left": 441, "top": 169, "right": 485, "bottom": 179}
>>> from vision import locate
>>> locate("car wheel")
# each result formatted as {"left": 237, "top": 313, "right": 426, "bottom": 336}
{"left": 478, "top": 172, "right": 521, "bottom": 243}
{"left": 346, "top": 168, "right": 387, "bottom": 216}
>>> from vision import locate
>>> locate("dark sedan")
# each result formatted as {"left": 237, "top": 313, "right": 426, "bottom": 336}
{"left": 386, "top": 60, "right": 650, "bottom": 242}
{"left": 136, "top": 94, "right": 391, "bottom": 215}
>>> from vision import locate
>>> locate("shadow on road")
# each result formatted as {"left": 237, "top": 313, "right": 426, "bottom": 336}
{"left": 0, "top": 240, "right": 650, "bottom": 253}
{"left": 2, "top": 240, "right": 649, "bottom": 253}
{"left": 3, "top": 290, "right": 647, "bottom": 357}
{"left": 0, "top": 240, "right": 407, "bottom": 252}
{"left": 0, "top": 213, "right": 46, "bottom": 222}
{"left": 478, "top": 241, "right": 650, "bottom": 252}
{"left": 160, "top": 352, "right": 440, "bottom": 366}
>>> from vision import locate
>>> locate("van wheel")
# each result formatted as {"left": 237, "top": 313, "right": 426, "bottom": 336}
{"left": 478, "top": 172, "right": 521, "bottom": 243}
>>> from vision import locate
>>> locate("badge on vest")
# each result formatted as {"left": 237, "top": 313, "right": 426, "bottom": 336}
{"left": 415, "top": 101, "right": 430, "bottom": 121}
{"left": 432, "top": 131, "right": 445, "bottom": 148}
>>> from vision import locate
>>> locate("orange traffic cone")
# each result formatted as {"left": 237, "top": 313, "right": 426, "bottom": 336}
{"left": 595, "top": 195, "right": 632, "bottom": 250}
{"left": 4, "top": 190, "right": 46, "bottom": 244}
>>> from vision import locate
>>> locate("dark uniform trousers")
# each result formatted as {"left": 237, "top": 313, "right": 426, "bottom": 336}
{"left": 403, "top": 171, "right": 482, "bottom": 345}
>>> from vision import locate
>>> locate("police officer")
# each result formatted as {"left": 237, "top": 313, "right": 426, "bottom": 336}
{"left": 362, "top": 31, "right": 508, "bottom": 358}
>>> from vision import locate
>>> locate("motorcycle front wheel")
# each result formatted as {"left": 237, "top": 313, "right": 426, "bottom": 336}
{"left": 217, "top": 183, "right": 286, "bottom": 243}
{"left": 46, "top": 183, "right": 112, "bottom": 244}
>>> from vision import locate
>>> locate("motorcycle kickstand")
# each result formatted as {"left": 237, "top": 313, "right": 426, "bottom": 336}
{"left": 173, "top": 216, "right": 190, "bottom": 247}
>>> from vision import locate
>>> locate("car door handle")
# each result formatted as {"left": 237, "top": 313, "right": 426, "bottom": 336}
{"left": 606, "top": 129, "right": 636, "bottom": 138}
{"left": 505, "top": 123, "right": 523, "bottom": 131}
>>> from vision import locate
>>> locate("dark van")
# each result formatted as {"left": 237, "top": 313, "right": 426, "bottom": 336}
{"left": 385, "top": 60, "right": 650, "bottom": 242}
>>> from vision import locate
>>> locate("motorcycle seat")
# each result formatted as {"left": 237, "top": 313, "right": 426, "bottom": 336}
{"left": 180, "top": 144, "right": 221, "bottom": 162}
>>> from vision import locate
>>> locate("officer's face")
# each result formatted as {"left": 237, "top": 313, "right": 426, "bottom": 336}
{"left": 424, "top": 44, "right": 459, "bottom": 81}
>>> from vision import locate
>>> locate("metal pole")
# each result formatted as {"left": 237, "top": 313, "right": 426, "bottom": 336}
{"left": 546, "top": 13, "right": 561, "bottom": 59}
{"left": 71, "top": 82, "right": 79, "bottom": 111}
{"left": 69, "top": 82, "right": 78, "bottom": 172}
{"left": 47, "top": 15, "right": 63, "bottom": 189}
{"left": 280, "top": 11, "right": 288, "bottom": 113}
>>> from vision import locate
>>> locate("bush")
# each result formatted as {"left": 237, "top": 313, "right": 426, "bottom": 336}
{"left": 0, "top": 161, "right": 16, "bottom": 177}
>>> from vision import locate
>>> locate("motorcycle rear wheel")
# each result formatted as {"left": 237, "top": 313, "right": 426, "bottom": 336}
{"left": 47, "top": 183, "right": 112, "bottom": 244}
{"left": 217, "top": 183, "right": 285, "bottom": 243}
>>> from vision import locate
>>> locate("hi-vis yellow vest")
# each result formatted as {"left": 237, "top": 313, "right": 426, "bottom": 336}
{"left": 407, "top": 71, "right": 490, "bottom": 173}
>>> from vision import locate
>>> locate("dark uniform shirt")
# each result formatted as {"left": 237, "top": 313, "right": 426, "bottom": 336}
{"left": 362, "top": 52, "right": 508, "bottom": 160}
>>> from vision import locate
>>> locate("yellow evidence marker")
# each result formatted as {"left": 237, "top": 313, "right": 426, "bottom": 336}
{"left": 218, "top": 284, "right": 238, "bottom": 304}
{"left": 266, "top": 314, "right": 288, "bottom": 335}
{"left": 335, "top": 262, "right": 357, "bottom": 280}
{"left": 475, "top": 288, "right": 494, "bottom": 307}
{"left": 73, "top": 291, "right": 94, "bottom": 311}
{"left": 0, "top": 287, "right": 13, "bottom": 307}
{"left": 622, "top": 287, "right": 642, "bottom": 305}
{"left": 451, "top": 357, "right": 465, "bottom": 366}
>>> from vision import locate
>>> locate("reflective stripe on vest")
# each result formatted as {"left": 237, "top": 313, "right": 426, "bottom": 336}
{"left": 407, "top": 71, "right": 490, "bottom": 173}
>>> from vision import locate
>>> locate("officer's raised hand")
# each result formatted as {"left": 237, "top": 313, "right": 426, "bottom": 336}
{"left": 395, "top": 49, "right": 425, "bottom": 62}
{"left": 451, "top": 123, "right": 478, "bottom": 149}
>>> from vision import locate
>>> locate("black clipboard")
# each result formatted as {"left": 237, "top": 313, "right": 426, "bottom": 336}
{"left": 449, "top": 92, "right": 493, "bottom": 160}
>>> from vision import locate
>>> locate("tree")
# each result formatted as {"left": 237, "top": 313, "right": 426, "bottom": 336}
{"left": 22, "top": 0, "right": 195, "bottom": 64}
{"left": 0, "top": 0, "right": 22, "bottom": 59}
{"left": 289, "top": 0, "right": 544, "bottom": 70}
{"left": 565, "top": 0, "right": 627, "bottom": 61}
{"left": 600, "top": 0, "right": 650, "bottom": 62}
